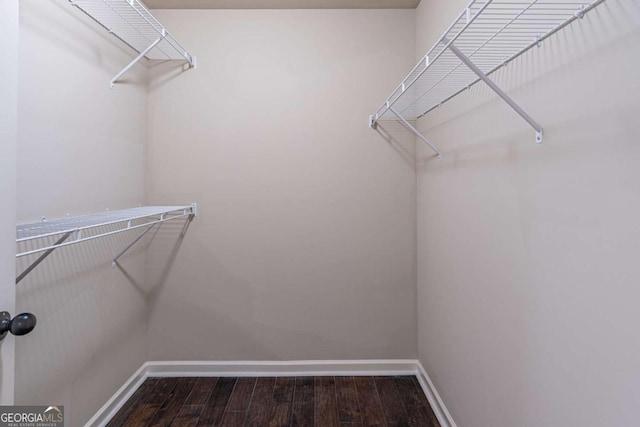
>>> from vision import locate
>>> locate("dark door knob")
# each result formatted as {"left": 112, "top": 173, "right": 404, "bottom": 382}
{"left": 0, "top": 311, "right": 37, "bottom": 341}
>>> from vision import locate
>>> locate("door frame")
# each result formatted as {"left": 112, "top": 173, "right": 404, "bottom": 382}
{"left": 0, "top": 0, "right": 19, "bottom": 405}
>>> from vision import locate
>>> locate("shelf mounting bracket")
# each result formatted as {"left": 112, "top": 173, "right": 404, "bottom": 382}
{"left": 443, "top": 38, "right": 543, "bottom": 144}
{"left": 110, "top": 32, "right": 165, "bottom": 89}
{"left": 16, "top": 232, "right": 73, "bottom": 285}
{"left": 389, "top": 107, "right": 442, "bottom": 159}
{"left": 111, "top": 204, "right": 195, "bottom": 267}
{"left": 111, "top": 223, "right": 157, "bottom": 268}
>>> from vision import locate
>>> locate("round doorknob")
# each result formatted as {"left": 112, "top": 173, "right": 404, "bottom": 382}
{"left": 0, "top": 311, "right": 37, "bottom": 341}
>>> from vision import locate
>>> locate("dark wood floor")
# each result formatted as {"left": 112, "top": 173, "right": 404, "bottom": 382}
{"left": 107, "top": 376, "right": 440, "bottom": 427}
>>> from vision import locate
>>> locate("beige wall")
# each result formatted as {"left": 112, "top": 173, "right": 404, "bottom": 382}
{"left": 415, "top": 1, "right": 640, "bottom": 426}
{"left": 0, "top": 0, "right": 19, "bottom": 405}
{"left": 16, "top": 0, "right": 148, "bottom": 424}
{"left": 145, "top": 9, "right": 418, "bottom": 361}
{"left": 145, "top": 0, "right": 421, "bottom": 9}
{"left": 15, "top": 2, "right": 638, "bottom": 425}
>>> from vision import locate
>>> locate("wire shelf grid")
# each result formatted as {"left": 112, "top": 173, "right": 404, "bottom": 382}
{"left": 69, "top": 0, "right": 195, "bottom": 64}
{"left": 16, "top": 205, "right": 195, "bottom": 258}
{"left": 372, "top": 0, "right": 604, "bottom": 123}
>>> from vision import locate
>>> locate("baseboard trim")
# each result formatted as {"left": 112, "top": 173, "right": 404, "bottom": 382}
{"left": 144, "top": 359, "right": 419, "bottom": 378}
{"left": 84, "top": 363, "right": 148, "bottom": 427}
{"left": 86, "top": 359, "right": 456, "bottom": 427}
{"left": 415, "top": 361, "right": 457, "bottom": 427}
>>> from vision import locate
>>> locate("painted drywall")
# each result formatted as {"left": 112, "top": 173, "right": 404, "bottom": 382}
{"left": 415, "top": 1, "right": 640, "bottom": 426}
{"left": 145, "top": 9, "right": 418, "bottom": 361}
{"left": 145, "top": 0, "right": 421, "bottom": 9}
{"left": 16, "top": 0, "right": 148, "bottom": 424}
{"left": 0, "top": 0, "right": 19, "bottom": 405}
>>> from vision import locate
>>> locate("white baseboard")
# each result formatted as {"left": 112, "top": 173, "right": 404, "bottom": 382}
{"left": 86, "top": 359, "right": 455, "bottom": 427}
{"left": 415, "top": 361, "right": 457, "bottom": 427}
{"left": 144, "top": 359, "right": 418, "bottom": 378}
{"left": 84, "top": 364, "right": 148, "bottom": 427}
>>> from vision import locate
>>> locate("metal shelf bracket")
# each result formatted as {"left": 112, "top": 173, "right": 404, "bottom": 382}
{"left": 15, "top": 232, "right": 72, "bottom": 285}
{"left": 444, "top": 38, "right": 544, "bottom": 144}
{"left": 110, "top": 32, "right": 165, "bottom": 89}
{"left": 112, "top": 223, "right": 156, "bottom": 268}
{"left": 111, "top": 203, "right": 196, "bottom": 266}
{"left": 389, "top": 108, "right": 442, "bottom": 159}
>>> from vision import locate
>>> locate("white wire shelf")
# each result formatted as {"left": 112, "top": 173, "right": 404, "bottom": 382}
{"left": 370, "top": 0, "right": 605, "bottom": 155}
{"left": 17, "top": 205, "right": 195, "bottom": 255}
{"left": 15, "top": 205, "right": 196, "bottom": 283}
{"left": 69, "top": 0, "right": 196, "bottom": 87}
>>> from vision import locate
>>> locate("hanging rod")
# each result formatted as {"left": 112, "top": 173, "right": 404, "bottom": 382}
{"left": 369, "top": 0, "right": 605, "bottom": 154}
{"left": 15, "top": 204, "right": 197, "bottom": 284}
{"left": 68, "top": 0, "right": 197, "bottom": 88}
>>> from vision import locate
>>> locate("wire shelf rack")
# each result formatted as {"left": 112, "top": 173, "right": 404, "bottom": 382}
{"left": 69, "top": 0, "right": 196, "bottom": 87}
{"left": 15, "top": 205, "right": 196, "bottom": 283}
{"left": 370, "top": 0, "right": 605, "bottom": 155}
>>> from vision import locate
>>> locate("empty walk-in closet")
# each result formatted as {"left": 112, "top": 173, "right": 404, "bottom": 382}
{"left": 1, "top": 0, "right": 638, "bottom": 425}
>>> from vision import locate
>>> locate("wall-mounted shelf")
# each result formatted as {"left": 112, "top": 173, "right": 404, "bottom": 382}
{"left": 69, "top": 0, "right": 196, "bottom": 88}
{"left": 370, "top": 0, "right": 604, "bottom": 157}
{"left": 15, "top": 205, "right": 196, "bottom": 284}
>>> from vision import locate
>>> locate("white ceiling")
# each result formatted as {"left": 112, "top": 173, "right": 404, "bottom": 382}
{"left": 144, "top": 0, "right": 421, "bottom": 9}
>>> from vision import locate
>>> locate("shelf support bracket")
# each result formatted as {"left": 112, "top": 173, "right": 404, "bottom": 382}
{"left": 16, "top": 232, "right": 73, "bottom": 285}
{"left": 110, "top": 33, "right": 165, "bottom": 88}
{"left": 389, "top": 107, "right": 442, "bottom": 159}
{"left": 112, "top": 223, "right": 157, "bottom": 268}
{"left": 444, "top": 38, "right": 544, "bottom": 144}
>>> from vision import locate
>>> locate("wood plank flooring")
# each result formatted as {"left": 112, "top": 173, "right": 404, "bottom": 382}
{"left": 107, "top": 376, "right": 440, "bottom": 427}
